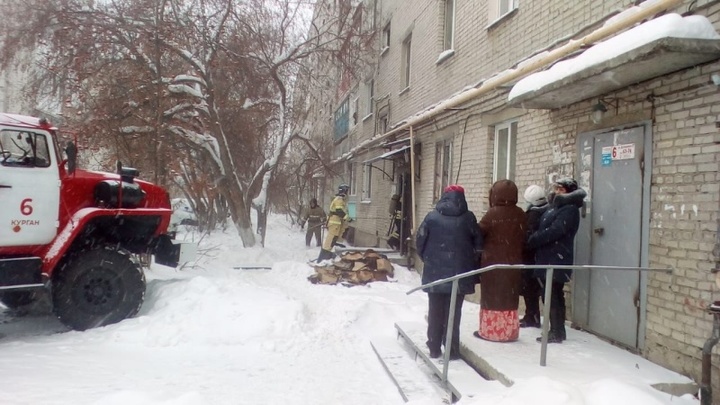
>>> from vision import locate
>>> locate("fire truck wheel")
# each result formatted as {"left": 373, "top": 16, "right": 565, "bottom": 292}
{"left": 52, "top": 247, "right": 146, "bottom": 331}
{"left": 0, "top": 291, "right": 38, "bottom": 309}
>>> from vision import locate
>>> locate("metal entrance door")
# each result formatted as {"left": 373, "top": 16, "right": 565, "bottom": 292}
{"left": 573, "top": 125, "right": 647, "bottom": 349}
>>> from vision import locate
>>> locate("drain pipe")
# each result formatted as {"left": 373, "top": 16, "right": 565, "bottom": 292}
{"left": 408, "top": 125, "right": 417, "bottom": 235}
{"left": 701, "top": 302, "right": 720, "bottom": 405}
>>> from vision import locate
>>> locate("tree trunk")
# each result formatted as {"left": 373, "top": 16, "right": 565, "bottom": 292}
{"left": 256, "top": 206, "right": 268, "bottom": 247}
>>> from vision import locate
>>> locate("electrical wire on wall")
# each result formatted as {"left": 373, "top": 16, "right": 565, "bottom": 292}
{"left": 455, "top": 113, "right": 480, "bottom": 184}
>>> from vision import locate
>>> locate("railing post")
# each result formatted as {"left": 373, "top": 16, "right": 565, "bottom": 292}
{"left": 442, "top": 279, "right": 459, "bottom": 384}
{"left": 540, "top": 268, "right": 554, "bottom": 367}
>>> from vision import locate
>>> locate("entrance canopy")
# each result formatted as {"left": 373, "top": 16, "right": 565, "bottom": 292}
{"left": 362, "top": 145, "right": 411, "bottom": 164}
{"left": 508, "top": 14, "right": 720, "bottom": 109}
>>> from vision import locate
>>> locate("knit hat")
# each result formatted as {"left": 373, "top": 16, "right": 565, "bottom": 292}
{"left": 523, "top": 184, "right": 547, "bottom": 206}
{"left": 444, "top": 184, "right": 465, "bottom": 194}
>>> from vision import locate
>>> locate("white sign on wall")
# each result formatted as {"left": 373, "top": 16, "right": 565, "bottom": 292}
{"left": 611, "top": 143, "right": 635, "bottom": 160}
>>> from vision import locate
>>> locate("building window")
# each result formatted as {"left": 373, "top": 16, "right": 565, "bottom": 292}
{"left": 382, "top": 22, "right": 391, "bottom": 53}
{"left": 365, "top": 80, "right": 374, "bottom": 117}
{"left": 362, "top": 163, "right": 373, "bottom": 201}
{"left": 493, "top": 121, "right": 517, "bottom": 182}
{"left": 352, "top": 97, "right": 359, "bottom": 126}
{"left": 499, "top": 0, "right": 517, "bottom": 16}
{"left": 489, "top": 0, "right": 518, "bottom": 23}
{"left": 433, "top": 139, "right": 453, "bottom": 202}
{"left": 401, "top": 34, "right": 412, "bottom": 89}
{"left": 334, "top": 97, "right": 350, "bottom": 139}
{"left": 377, "top": 112, "right": 388, "bottom": 135}
{"left": 348, "top": 162, "right": 357, "bottom": 196}
{"left": 443, "top": 0, "right": 455, "bottom": 50}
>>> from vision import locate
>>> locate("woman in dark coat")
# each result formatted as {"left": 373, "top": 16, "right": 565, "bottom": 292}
{"left": 527, "top": 178, "right": 586, "bottom": 343}
{"left": 519, "top": 185, "right": 549, "bottom": 328}
{"left": 475, "top": 180, "right": 526, "bottom": 342}
{"left": 416, "top": 185, "right": 482, "bottom": 359}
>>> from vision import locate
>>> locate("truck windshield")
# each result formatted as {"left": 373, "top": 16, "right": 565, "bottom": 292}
{"left": 0, "top": 130, "right": 51, "bottom": 168}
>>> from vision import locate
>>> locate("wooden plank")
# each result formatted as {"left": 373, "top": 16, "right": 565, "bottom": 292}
{"left": 395, "top": 321, "right": 494, "bottom": 402}
{"left": 333, "top": 246, "right": 396, "bottom": 254}
{"left": 232, "top": 266, "right": 272, "bottom": 270}
{"left": 370, "top": 338, "right": 449, "bottom": 403}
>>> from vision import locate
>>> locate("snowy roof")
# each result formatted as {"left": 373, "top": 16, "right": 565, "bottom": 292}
{"left": 508, "top": 14, "right": 720, "bottom": 107}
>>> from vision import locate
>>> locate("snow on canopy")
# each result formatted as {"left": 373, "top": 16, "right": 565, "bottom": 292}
{"left": 508, "top": 13, "right": 720, "bottom": 101}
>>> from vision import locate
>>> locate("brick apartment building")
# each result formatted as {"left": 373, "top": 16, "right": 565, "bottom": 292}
{"left": 303, "top": 0, "right": 720, "bottom": 392}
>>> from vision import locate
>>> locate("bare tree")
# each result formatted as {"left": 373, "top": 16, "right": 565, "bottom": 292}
{"left": 0, "top": 0, "right": 373, "bottom": 247}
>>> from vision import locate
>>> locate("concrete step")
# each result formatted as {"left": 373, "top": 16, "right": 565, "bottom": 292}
{"left": 394, "top": 321, "right": 503, "bottom": 402}
{"left": 369, "top": 337, "right": 449, "bottom": 403}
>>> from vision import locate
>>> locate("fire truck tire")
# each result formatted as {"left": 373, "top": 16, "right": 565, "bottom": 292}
{"left": 0, "top": 291, "right": 38, "bottom": 309}
{"left": 52, "top": 247, "right": 146, "bottom": 331}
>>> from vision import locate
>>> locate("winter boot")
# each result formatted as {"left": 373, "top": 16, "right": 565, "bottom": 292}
{"left": 316, "top": 249, "right": 334, "bottom": 263}
{"left": 550, "top": 304, "right": 566, "bottom": 341}
{"left": 520, "top": 295, "right": 541, "bottom": 328}
{"left": 536, "top": 331, "right": 564, "bottom": 344}
{"left": 426, "top": 341, "right": 441, "bottom": 359}
{"left": 519, "top": 313, "right": 541, "bottom": 328}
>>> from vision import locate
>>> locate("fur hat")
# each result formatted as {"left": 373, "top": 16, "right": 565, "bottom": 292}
{"left": 523, "top": 184, "right": 547, "bottom": 206}
{"left": 554, "top": 177, "right": 579, "bottom": 193}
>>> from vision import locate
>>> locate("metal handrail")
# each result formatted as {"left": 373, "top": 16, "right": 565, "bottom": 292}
{"left": 406, "top": 263, "right": 673, "bottom": 384}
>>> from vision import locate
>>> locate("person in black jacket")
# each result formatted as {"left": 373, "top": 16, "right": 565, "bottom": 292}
{"left": 416, "top": 185, "right": 482, "bottom": 359}
{"left": 527, "top": 178, "right": 586, "bottom": 343}
{"left": 519, "top": 185, "right": 549, "bottom": 328}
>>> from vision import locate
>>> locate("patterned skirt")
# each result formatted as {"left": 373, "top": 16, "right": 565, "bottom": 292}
{"left": 478, "top": 309, "right": 519, "bottom": 342}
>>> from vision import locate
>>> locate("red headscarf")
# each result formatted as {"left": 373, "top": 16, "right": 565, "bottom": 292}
{"left": 444, "top": 184, "right": 465, "bottom": 194}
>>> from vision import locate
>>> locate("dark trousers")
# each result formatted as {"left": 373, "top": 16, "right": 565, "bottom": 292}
{"left": 521, "top": 271, "right": 541, "bottom": 321}
{"left": 305, "top": 224, "right": 321, "bottom": 246}
{"left": 540, "top": 281, "right": 567, "bottom": 337}
{"left": 427, "top": 293, "right": 464, "bottom": 354}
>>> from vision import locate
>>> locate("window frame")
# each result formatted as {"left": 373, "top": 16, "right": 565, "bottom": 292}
{"left": 443, "top": 0, "right": 456, "bottom": 51}
{"left": 401, "top": 34, "right": 412, "bottom": 90}
{"left": 488, "top": 0, "right": 518, "bottom": 27}
{"left": 333, "top": 96, "right": 350, "bottom": 140}
{"left": 361, "top": 163, "right": 373, "bottom": 202}
{"left": 498, "top": 0, "right": 517, "bottom": 17}
{"left": 433, "top": 139, "right": 453, "bottom": 202}
{"left": 382, "top": 22, "right": 391, "bottom": 54}
{"left": 348, "top": 162, "right": 357, "bottom": 196}
{"left": 377, "top": 111, "right": 389, "bottom": 136}
{"left": 352, "top": 97, "right": 359, "bottom": 126}
{"left": 365, "top": 79, "right": 374, "bottom": 118}
{"left": 0, "top": 130, "right": 52, "bottom": 168}
{"left": 492, "top": 120, "right": 518, "bottom": 182}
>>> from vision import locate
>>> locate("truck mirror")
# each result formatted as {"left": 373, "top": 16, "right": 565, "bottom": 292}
{"left": 65, "top": 141, "right": 77, "bottom": 174}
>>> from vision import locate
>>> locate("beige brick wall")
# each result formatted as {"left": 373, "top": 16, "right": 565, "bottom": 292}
{"left": 307, "top": 0, "right": 720, "bottom": 392}
{"left": 503, "top": 56, "right": 720, "bottom": 398}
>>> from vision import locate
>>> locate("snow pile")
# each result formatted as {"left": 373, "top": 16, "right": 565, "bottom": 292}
{"left": 509, "top": 13, "right": 720, "bottom": 100}
{"left": 0, "top": 213, "right": 700, "bottom": 404}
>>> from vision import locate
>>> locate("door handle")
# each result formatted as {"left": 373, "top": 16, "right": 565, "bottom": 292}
{"left": 0, "top": 184, "right": 11, "bottom": 189}
{"left": 593, "top": 227, "right": 604, "bottom": 235}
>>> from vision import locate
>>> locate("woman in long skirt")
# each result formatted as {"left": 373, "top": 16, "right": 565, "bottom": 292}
{"left": 475, "top": 180, "right": 526, "bottom": 342}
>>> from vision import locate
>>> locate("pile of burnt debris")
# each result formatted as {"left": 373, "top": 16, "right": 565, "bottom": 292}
{"left": 308, "top": 249, "right": 395, "bottom": 285}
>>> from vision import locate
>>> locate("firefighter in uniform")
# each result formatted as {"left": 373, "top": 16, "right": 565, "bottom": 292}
{"left": 316, "top": 184, "right": 351, "bottom": 262}
{"left": 387, "top": 194, "right": 402, "bottom": 250}
{"left": 300, "top": 198, "right": 326, "bottom": 247}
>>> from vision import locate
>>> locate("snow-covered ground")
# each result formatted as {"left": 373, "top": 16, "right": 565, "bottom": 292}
{"left": 0, "top": 214, "right": 701, "bottom": 404}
